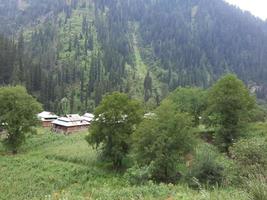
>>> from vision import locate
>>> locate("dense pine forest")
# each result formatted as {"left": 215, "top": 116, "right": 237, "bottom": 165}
{"left": 1, "top": 0, "right": 267, "bottom": 113}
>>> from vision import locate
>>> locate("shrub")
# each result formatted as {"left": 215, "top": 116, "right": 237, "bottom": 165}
{"left": 245, "top": 123, "right": 267, "bottom": 139}
{"left": 244, "top": 174, "right": 267, "bottom": 200}
{"left": 186, "top": 145, "right": 227, "bottom": 188}
{"left": 230, "top": 137, "right": 267, "bottom": 175}
{"left": 248, "top": 106, "right": 266, "bottom": 122}
{"left": 124, "top": 164, "right": 152, "bottom": 185}
{"left": 132, "top": 101, "right": 195, "bottom": 183}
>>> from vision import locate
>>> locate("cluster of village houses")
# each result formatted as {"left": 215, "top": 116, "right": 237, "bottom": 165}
{"left": 37, "top": 111, "right": 94, "bottom": 134}
{"left": 37, "top": 111, "right": 156, "bottom": 134}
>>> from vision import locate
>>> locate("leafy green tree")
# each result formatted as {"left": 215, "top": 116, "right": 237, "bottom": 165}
{"left": 207, "top": 74, "right": 255, "bottom": 152}
{"left": 0, "top": 86, "right": 42, "bottom": 153}
{"left": 168, "top": 87, "right": 207, "bottom": 126}
{"left": 86, "top": 92, "right": 143, "bottom": 169}
{"left": 132, "top": 100, "right": 195, "bottom": 183}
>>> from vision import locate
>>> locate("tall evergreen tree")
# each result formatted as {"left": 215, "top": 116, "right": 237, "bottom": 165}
{"left": 144, "top": 71, "right": 152, "bottom": 102}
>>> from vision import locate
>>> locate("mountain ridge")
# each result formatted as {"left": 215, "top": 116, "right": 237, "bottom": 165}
{"left": 0, "top": 0, "right": 267, "bottom": 113}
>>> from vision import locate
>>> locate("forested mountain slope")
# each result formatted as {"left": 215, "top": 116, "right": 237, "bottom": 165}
{"left": 1, "top": 0, "right": 267, "bottom": 113}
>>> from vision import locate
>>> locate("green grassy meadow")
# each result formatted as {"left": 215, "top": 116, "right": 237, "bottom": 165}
{"left": 0, "top": 128, "right": 252, "bottom": 200}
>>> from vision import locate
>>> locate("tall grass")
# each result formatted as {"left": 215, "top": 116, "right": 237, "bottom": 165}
{"left": 244, "top": 174, "right": 267, "bottom": 200}
{"left": 0, "top": 128, "right": 253, "bottom": 200}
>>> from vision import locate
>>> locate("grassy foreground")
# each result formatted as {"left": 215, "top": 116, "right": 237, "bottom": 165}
{"left": 0, "top": 129, "right": 250, "bottom": 200}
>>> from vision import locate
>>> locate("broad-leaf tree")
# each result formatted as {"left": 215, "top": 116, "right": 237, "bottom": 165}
{"left": 86, "top": 92, "right": 143, "bottom": 169}
{"left": 207, "top": 74, "right": 255, "bottom": 152}
{"left": 167, "top": 87, "right": 207, "bottom": 126}
{"left": 132, "top": 100, "right": 195, "bottom": 183}
{"left": 0, "top": 86, "right": 42, "bottom": 153}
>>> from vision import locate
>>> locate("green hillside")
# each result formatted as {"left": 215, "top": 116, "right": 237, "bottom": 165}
{"left": 0, "top": 76, "right": 266, "bottom": 200}
{"left": 1, "top": 0, "right": 267, "bottom": 113}
{"left": 0, "top": 129, "right": 252, "bottom": 200}
{"left": 1, "top": 1, "right": 267, "bottom": 199}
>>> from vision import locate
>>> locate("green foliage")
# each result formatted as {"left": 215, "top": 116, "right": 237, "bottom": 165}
{"left": 186, "top": 145, "right": 227, "bottom": 188}
{"left": 207, "top": 74, "right": 255, "bottom": 152}
{"left": 136, "top": 0, "right": 267, "bottom": 88}
{"left": 0, "top": 129, "right": 251, "bottom": 200}
{"left": 0, "top": 35, "right": 17, "bottom": 84}
{"left": 0, "top": 86, "right": 42, "bottom": 153}
{"left": 132, "top": 100, "right": 195, "bottom": 183}
{"left": 243, "top": 174, "right": 267, "bottom": 200}
{"left": 124, "top": 164, "right": 153, "bottom": 185}
{"left": 144, "top": 71, "right": 153, "bottom": 102}
{"left": 0, "top": 1, "right": 267, "bottom": 198}
{"left": 86, "top": 92, "right": 143, "bottom": 169}
{"left": 2, "top": 0, "right": 267, "bottom": 114}
{"left": 168, "top": 87, "right": 207, "bottom": 126}
{"left": 230, "top": 137, "right": 267, "bottom": 175}
{"left": 246, "top": 122, "right": 267, "bottom": 139}
{"left": 248, "top": 105, "right": 267, "bottom": 122}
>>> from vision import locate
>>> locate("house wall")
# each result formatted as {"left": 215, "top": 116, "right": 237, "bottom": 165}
{"left": 42, "top": 121, "right": 53, "bottom": 128}
{"left": 52, "top": 125, "right": 67, "bottom": 133}
{"left": 66, "top": 125, "right": 89, "bottom": 133}
{"left": 52, "top": 124, "right": 89, "bottom": 134}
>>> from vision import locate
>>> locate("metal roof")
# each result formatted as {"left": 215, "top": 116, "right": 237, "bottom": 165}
{"left": 52, "top": 114, "right": 90, "bottom": 127}
{"left": 82, "top": 113, "right": 95, "bottom": 122}
{"left": 38, "top": 111, "right": 58, "bottom": 120}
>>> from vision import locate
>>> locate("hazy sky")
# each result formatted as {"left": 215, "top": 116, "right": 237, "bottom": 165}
{"left": 225, "top": 0, "right": 267, "bottom": 20}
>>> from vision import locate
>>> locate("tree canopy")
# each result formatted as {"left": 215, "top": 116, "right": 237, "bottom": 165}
{"left": 132, "top": 100, "right": 195, "bottom": 182}
{"left": 1, "top": 0, "right": 267, "bottom": 114}
{"left": 167, "top": 87, "right": 207, "bottom": 126}
{"left": 207, "top": 74, "right": 255, "bottom": 152}
{"left": 0, "top": 86, "right": 42, "bottom": 153}
{"left": 86, "top": 92, "right": 143, "bottom": 169}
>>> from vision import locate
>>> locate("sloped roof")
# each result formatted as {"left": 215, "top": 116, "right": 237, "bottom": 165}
{"left": 63, "top": 114, "right": 82, "bottom": 122}
{"left": 52, "top": 114, "right": 90, "bottom": 127}
{"left": 38, "top": 111, "right": 58, "bottom": 120}
{"left": 82, "top": 113, "right": 95, "bottom": 122}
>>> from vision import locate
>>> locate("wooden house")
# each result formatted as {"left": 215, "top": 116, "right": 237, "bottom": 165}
{"left": 52, "top": 114, "right": 90, "bottom": 134}
{"left": 37, "top": 111, "right": 58, "bottom": 127}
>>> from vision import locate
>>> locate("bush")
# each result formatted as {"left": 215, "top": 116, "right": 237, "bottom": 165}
{"left": 124, "top": 164, "right": 152, "bottom": 185}
{"left": 132, "top": 101, "right": 195, "bottom": 183}
{"left": 230, "top": 137, "right": 267, "bottom": 175}
{"left": 186, "top": 145, "right": 227, "bottom": 188}
{"left": 244, "top": 174, "right": 267, "bottom": 200}
{"left": 246, "top": 123, "right": 267, "bottom": 139}
{"left": 248, "top": 106, "right": 266, "bottom": 122}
